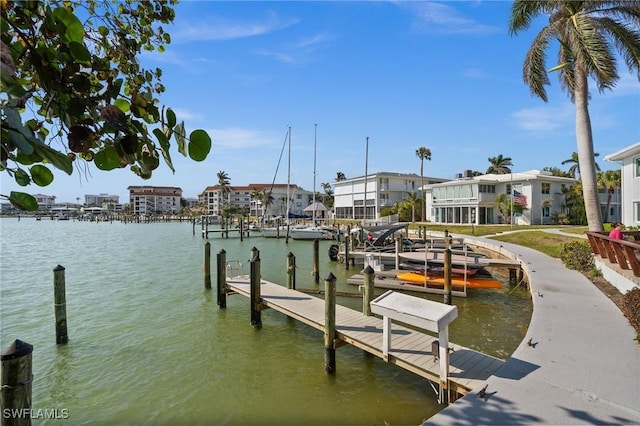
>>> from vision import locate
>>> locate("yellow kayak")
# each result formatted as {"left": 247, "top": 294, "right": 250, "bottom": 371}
{"left": 396, "top": 271, "right": 502, "bottom": 290}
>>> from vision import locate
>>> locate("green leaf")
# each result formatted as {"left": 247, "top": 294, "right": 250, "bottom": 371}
{"left": 98, "top": 26, "right": 109, "bottom": 36}
{"left": 174, "top": 122, "right": 187, "bottom": 157}
{"left": 30, "top": 164, "right": 54, "bottom": 186}
{"left": 9, "top": 191, "right": 39, "bottom": 211}
{"left": 14, "top": 169, "right": 31, "bottom": 186}
{"left": 31, "top": 144, "right": 73, "bottom": 175}
{"left": 153, "top": 128, "right": 174, "bottom": 173}
{"left": 68, "top": 41, "right": 91, "bottom": 63}
{"left": 53, "top": 7, "right": 85, "bottom": 43}
{"left": 166, "top": 108, "right": 176, "bottom": 128}
{"left": 94, "top": 146, "right": 121, "bottom": 170}
{"left": 114, "top": 98, "right": 131, "bottom": 113}
{"left": 188, "top": 129, "right": 211, "bottom": 162}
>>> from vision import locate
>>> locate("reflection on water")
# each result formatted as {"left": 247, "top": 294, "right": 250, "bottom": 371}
{"left": 0, "top": 218, "right": 531, "bottom": 424}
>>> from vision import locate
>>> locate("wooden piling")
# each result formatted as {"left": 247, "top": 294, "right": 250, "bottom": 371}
{"left": 216, "top": 249, "right": 227, "bottom": 308}
{"left": 250, "top": 248, "right": 262, "bottom": 328}
{"left": 345, "top": 226, "right": 350, "bottom": 271}
{"left": 204, "top": 242, "right": 212, "bottom": 290}
{"left": 313, "top": 239, "right": 320, "bottom": 285}
{"left": 509, "top": 268, "right": 517, "bottom": 284}
{"left": 443, "top": 231, "right": 452, "bottom": 305}
{"left": 324, "top": 272, "right": 337, "bottom": 374}
{"left": 287, "top": 252, "right": 296, "bottom": 290}
{"left": 362, "top": 265, "right": 375, "bottom": 316}
{"left": 1, "top": 340, "right": 33, "bottom": 426}
{"left": 53, "top": 265, "right": 68, "bottom": 344}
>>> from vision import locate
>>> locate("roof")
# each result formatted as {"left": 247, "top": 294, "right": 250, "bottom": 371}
{"left": 604, "top": 141, "right": 640, "bottom": 162}
{"left": 425, "top": 169, "right": 576, "bottom": 188}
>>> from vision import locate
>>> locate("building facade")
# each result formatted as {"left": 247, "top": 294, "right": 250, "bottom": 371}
{"left": 333, "top": 172, "right": 448, "bottom": 220}
{"left": 128, "top": 186, "right": 182, "bottom": 216}
{"left": 199, "top": 183, "right": 313, "bottom": 219}
{"left": 425, "top": 170, "right": 577, "bottom": 225}
{"left": 604, "top": 141, "right": 640, "bottom": 227}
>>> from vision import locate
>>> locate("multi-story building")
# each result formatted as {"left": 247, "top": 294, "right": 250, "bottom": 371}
{"left": 605, "top": 141, "right": 640, "bottom": 226}
{"left": 425, "top": 170, "right": 577, "bottom": 225}
{"left": 128, "top": 186, "right": 182, "bottom": 216}
{"left": 84, "top": 193, "right": 123, "bottom": 213}
{"left": 199, "top": 183, "right": 313, "bottom": 220}
{"left": 33, "top": 193, "right": 56, "bottom": 211}
{"left": 333, "top": 172, "right": 448, "bottom": 220}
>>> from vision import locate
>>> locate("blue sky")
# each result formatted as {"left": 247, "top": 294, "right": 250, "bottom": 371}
{"left": 2, "top": 1, "right": 639, "bottom": 203}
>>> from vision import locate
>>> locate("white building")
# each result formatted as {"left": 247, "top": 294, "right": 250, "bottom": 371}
{"left": 199, "top": 183, "right": 313, "bottom": 220}
{"left": 425, "top": 170, "right": 577, "bottom": 225}
{"left": 333, "top": 172, "right": 448, "bottom": 220}
{"left": 128, "top": 186, "right": 182, "bottom": 216}
{"left": 604, "top": 141, "right": 640, "bottom": 227}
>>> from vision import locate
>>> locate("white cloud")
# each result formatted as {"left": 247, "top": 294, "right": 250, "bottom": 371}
{"left": 400, "top": 2, "right": 501, "bottom": 35}
{"left": 211, "top": 128, "right": 280, "bottom": 149}
{"left": 511, "top": 105, "right": 573, "bottom": 132}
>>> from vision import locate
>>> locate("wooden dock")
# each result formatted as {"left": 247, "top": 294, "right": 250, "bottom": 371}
{"left": 225, "top": 276, "right": 504, "bottom": 398}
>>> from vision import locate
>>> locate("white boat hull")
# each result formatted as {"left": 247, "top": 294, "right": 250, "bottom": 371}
{"left": 290, "top": 227, "right": 332, "bottom": 240}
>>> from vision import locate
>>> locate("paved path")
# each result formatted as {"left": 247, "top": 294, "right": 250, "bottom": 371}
{"left": 424, "top": 235, "right": 640, "bottom": 425}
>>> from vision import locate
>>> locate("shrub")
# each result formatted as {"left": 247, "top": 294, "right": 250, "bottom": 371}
{"left": 622, "top": 287, "right": 640, "bottom": 337}
{"left": 560, "top": 240, "right": 593, "bottom": 272}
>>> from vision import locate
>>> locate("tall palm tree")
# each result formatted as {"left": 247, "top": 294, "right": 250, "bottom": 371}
{"left": 415, "top": 147, "right": 431, "bottom": 222}
{"left": 597, "top": 169, "right": 621, "bottom": 222}
{"left": 486, "top": 154, "right": 513, "bottom": 174}
{"left": 561, "top": 151, "right": 600, "bottom": 178}
{"left": 509, "top": 1, "right": 640, "bottom": 231}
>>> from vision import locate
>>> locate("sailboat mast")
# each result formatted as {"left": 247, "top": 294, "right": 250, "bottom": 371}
{"left": 313, "top": 123, "right": 317, "bottom": 224}
{"left": 287, "top": 126, "right": 291, "bottom": 220}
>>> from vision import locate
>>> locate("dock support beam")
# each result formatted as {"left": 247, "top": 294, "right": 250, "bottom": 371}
{"left": 250, "top": 248, "right": 262, "bottom": 328}
{"left": 216, "top": 249, "right": 227, "bottom": 308}
{"left": 324, "top": 273, "right": 337, "bottom": 374}
{"left": 362, "top": 265, "right": 375, "bottom": 316}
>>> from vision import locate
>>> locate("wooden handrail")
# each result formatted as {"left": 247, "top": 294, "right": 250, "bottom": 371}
{"left": 586, "top": 231, "right": 640, "bottom": 277}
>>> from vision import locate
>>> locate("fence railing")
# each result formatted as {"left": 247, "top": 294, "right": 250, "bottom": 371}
{"left": 586, "top": 231, "right": 640, "bottom": 277}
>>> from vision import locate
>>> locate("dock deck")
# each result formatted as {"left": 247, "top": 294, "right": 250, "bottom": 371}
{"left": 225, "top": 276, "right": 504, "bottom": 397}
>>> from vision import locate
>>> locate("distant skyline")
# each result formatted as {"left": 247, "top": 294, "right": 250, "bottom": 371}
{"left": 1, "top": 1, "right": 638, "bottom": 203}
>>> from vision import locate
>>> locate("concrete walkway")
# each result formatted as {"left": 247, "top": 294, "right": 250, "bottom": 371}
{"left": 424, "top": 236, "right": 640, "bottom": 425}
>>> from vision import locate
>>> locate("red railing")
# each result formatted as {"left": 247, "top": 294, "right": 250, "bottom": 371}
{"left": 586, "top": 231, "right": 640, "bottom": 277}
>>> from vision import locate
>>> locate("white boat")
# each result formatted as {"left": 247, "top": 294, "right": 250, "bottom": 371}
{"left": 261, "top": 226, "right": 289, "bottom": 238}
{"left": 290, "top": 226, "right": 334, "bottom": 240}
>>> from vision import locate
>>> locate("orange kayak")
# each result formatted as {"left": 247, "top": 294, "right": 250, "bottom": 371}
{"left": 396, "top": 271, "right": 502, "bottom": 290}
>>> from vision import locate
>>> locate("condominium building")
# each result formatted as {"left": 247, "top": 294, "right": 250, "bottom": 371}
{"left": 128, "top": 186, "right": 182, "bottom": 216}
{"left": 333, "top": 172, "right": 448, "bottom": 220}
{"left": 604, "top": 141, "right": 640, "bottom": 226}
{"left": 199, "top": 183, "right": 313, "bottom": 220}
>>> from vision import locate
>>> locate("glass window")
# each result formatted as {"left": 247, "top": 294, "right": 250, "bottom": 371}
{"left": 542, "top": 183, "right": 550, "bottom": 194}
{"left": 543, "top": 206, "right": 550, "bottom": 217}
{"left": 635, "top": 202, "right": 640, "bottom": 221}
{"left": 635, "top": 158, "right": 640, "bottom": 177}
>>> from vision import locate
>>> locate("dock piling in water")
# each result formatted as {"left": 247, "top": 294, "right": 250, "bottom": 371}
{"left": 204, "top": 242, "right": 211, "bottom": 290}
{"left": 216, "top": 249, "right": 227, "bottom": 308}
{"left": 53, "top": 265, "right": 68, "bottom": 344}
{"left": 250, "top": 248, "right": 262, "bottom": 328}
{"left": 362, "top": 265, "right": 375, "bottom": 316}
{"left": 1, "top": 339, "right": 33, "bottom": 426}
{"left": 313, "top": 239, "right": 320, "bottom": 284}
{"left": 287, "top": 252, "right": 296, "bottom": 290}
{"left": 323, "top": 273, "right": 337, "bottom": 374}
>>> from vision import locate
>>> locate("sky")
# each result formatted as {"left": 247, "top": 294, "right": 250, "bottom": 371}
{"left": 2, "top": 1, "right": 639, "bottom": 203}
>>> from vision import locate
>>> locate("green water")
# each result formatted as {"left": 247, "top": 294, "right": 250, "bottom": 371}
{"left": 0, "top": 218, "right": 532, "bottom": 425}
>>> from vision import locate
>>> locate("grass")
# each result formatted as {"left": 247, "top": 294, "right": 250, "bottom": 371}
{"left": 487, "top": 231, "right": 584, "bottom": 258}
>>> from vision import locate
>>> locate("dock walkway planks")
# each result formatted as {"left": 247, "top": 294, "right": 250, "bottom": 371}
{"left": 226, "top": 276, "right": 504, "bottom": 396}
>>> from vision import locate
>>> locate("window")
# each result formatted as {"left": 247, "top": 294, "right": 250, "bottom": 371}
{"left": 479, "top": 184, "right": 495, "bottom": 193}
{"left": 506, "top": 184, "right": 512, "bottom": 195}
{"left": 542, "top": 206, "right": 550, "bottom": 217}
{"left": 635, "top": 202, "right": 640, "bottom": 222}
{"left": 542, "top": 183, "right": 550, "bottom": 194}
{"left": 636, "top": 158, "right": 640, "bottom": 177}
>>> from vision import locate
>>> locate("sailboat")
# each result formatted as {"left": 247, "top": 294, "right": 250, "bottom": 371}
{"left": 261, "top": 127, "right": 292, "bottom": 239}
{"left": 290, "top": 124, "right": 334, "bottom": 240}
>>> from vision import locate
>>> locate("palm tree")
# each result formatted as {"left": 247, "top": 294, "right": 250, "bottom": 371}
{"left": 561, "top": 151, "right": 600, "bottom": 178}
{"left": 404, "top": 192, "right": 420, "bottom": 223}
{"left": 486, "top": 155, "right": 513, "bottom": 174}
{"left": 415, "top": 147, "right": 431, "bottom": 222}
{"left": 509, "top": 1, "right": 640, "bottom": 231}
{"left": 597, "top": 169, "right": 621, "bottom": 222}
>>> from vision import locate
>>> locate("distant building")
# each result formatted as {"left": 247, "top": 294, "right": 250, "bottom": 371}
{"left": 604, "top": 141, "right": 640, "bottom": 227}
{"left": 425, "top": 170, "right": 577, "bottom": 225}
{"left": 199, "top": 183, "right": 313, "bottom": 220}
{"left": 33, "top": 193, "right": 56, "bottom": 211}
{"left": 84, "top": 193, "right": 123, "bottom": 213}
{"left": 128, "top": 186, "right": 182, "bottom": 216}
{"left": 333, "top": 172, "right": 448, "bottom": 220}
